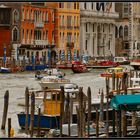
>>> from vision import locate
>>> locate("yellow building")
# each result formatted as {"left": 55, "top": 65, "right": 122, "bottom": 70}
{"left": 45, "top": 2, "right": 80, "bottom": 61}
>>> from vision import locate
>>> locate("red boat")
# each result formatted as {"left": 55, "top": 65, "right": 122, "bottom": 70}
{"left": 71, "top": 61, "right": 89, "bottom": 73}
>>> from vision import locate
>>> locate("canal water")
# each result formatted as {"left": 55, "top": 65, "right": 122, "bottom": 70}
{"left": 0, "top": 67, "right": 131, "bottom": 137}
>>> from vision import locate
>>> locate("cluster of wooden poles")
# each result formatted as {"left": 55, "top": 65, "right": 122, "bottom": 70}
{"left": 1, "top": 70, "right": 140, "bottom": 138}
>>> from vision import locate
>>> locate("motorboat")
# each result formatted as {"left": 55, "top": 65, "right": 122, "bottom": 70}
{"left": 0, "top": 67, "right": 11, "bottom": 73}
{"left": 100, "top": 66, "right": 127, "bottom": 78}
{"left": 39, "top": 75, "right": 70, "bottom": 89}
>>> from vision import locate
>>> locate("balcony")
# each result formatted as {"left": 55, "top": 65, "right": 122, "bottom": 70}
{"left": 34, "top": 22, "right": 44, "bottom": 28}
{"left": 34, "top": 40, "right": 48, "bottom": 45}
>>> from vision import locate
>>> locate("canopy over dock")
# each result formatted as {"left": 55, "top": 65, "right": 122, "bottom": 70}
{"left": 110, "top": 94, "right": 140, "bottom": 111}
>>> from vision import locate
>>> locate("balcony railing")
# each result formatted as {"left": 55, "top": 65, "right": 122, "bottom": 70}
{"left": 34, "top": 40, "right": 48, "bottom": 45}
{"left": 34, "top": 22, "right": 44, "bottom": 28}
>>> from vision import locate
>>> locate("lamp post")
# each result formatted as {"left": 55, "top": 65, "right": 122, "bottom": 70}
{"left": 48, "top": 43, "right": 51, "bottom": 69}
{"left": 3, "top": 44, "right": 6, "bottom": 67}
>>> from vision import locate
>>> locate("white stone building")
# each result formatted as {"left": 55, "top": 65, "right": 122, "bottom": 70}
{"left": 80, "top": 2, "right": 119, "bottom": 58}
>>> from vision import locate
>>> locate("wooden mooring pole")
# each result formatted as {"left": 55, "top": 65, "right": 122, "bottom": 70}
{"left": 30, "top": 92, "right": 35, "bottom": 137}
{"left": 106, "top": 77, "right": 109, "bottom": 137}
{"left": 96, "top": 108, "right": 99, "bottom": 138}
{"left": 37, "top": 107, "right": 41, "bottom": 137}
{"left": 87, "top": 87, "right": 91, "bottom": 137}
{"left": 60, "top": 86, "right": 64, "bottom": 137}
{"left": 8, "top": 118, "right": 11, "bottom": 138}
{"left": 25, "top": 87, "right": 29, "bottom": 135}
{"left": 1, "top": 90, "right": 9, "bottom": 130}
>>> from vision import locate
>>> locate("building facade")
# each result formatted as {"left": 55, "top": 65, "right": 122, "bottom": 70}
{"left": 45, "top": 2, "right": 80, "bottom": 61}
{"left": 0, "top": 4, "right": 12, "bottom": 58}
{"left": 115, "top": 2, "right": 140, "bottom": 58}
{"left": 80, "top": 2, "right": 119, "bottom": 59}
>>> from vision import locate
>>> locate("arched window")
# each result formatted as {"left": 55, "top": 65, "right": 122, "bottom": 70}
{"left": 119, "top": 26, "right": 123, "bottom": 38}
{"left": 13, "top": 9, "right": 19, "bottom": 24}
{"left": 13, "top": 27, "right": 19, "bottom": 41}
{"left": 124, "top": 25, "right": 128, "bottom": 39}
{"left": 115, "top": 26, "right": 118, "bottom": 38}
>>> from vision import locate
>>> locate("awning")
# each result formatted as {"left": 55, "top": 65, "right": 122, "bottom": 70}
{"left": 110, "top": 94, "right": 140, "bottom": 111}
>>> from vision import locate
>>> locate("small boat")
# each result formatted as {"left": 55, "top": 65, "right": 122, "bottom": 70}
{"left": 113, "top": 57, "right": 130, "bottom": 65}
{"left": 0, "top": 67, "right": 11, "bottom": 73}
{"left": 35, "top": 68, "right": 63, "bottom": 80}
{"left": 100, "top": 67, "right": 127, "bottom": 78}
{"left": 71, "top": 61, "right": 90, "bottom": 73}
{"left": 39, "top": 75, "right": 70, "bottom": 89}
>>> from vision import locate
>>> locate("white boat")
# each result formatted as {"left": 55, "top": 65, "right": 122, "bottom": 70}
{"left": 39, "top": 75, "right": 71, "bottom": 89}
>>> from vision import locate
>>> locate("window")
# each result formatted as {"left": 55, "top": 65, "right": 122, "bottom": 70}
{"left": 67, "top": 32, "right": 72, "bottom": 43}
{"left": 108, "top": 40, "right": 110, "bottom": 50}
{"left": 86, "top": 23, "right": 88, "bottom": 32}
{"left": 92, "top": 2, "right": 94, "bottom": 10}
{"left": 67, "top": 3, "right": 71, "bottom": 9}
{"left": 93, "top": 24, "right": 94, "bottom": 32}
{"left": 85, "top": 40, "right": 87, "bottom": 50}
{"left": 115, "top": 26, "right": 118, "bottom": 38}
{"left": 74, "top": 2, "right": 76, "bottom": 9}
{"left": 67, "top": 16, "right": 72, "bottom": 28}
{"left": 46, "top": 30, "right": 48, "bottom": 40}
{"left": 96, "top": 2, "right": 105, "bottom": 11}
{"left": 119, "top": 26, "right": 123, "bottom": 38}
{"left": 123, "top": 3, "right": 129, "bottom": 18}
{"left": 59, "top": 2, "right": 64, "bottom": 8}
{"left": 77, "top": 3, "right": 79, "bottom": 9}
{"left": 45, "top": 12, "right": 48, "bottom": 22}
{"left": 13, "top": 9, "right": 19, "bottom": 24}
{"left": 84, "top": 3, "right": 87, "bottom": 9}
{"left": 13, "top": 28, "right": 18, "bottom": 41}
{"left": 52, "top": 11, "right": 55, "bottom": 22}
{"left": 124, "top": 25, "right": 128, "bottom": 39}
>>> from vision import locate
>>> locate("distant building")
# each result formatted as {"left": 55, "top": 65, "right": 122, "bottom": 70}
{"left": 80, "top": 2, "right": 119, "bottom": 59}
{"left": 115, "top": 2, "right": 140, "bottom": 58}
{"left": 0, "top": 2, "right": 55, "bottom": 64}
{"left": 0, "top": 4, "right": 11, "bottom": 58}
{"left": 45, "top": 2, "right": 80, "bottom": 61}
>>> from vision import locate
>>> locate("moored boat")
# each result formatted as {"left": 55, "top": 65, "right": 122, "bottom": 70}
{"left": 71, "top": 61, "right": 90, "bottom": 73}
{"left": 100, "top": 66, "right": 127, "bottom": 78}
{"left": 0, "top": 67, "right": 11, "bottom": 73}
{"left": 39, "top": 75, "right": 70, "bottom": 89}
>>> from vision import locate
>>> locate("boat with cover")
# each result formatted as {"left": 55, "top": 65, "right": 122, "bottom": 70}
{"left": 71, "top": 61, "right": 90, "bottom": 73}
{"left": 39, "top": 75, "right": 70, "bottom": 89}
{"left": 100, "top": 66, "right": 127, "bottom": 78}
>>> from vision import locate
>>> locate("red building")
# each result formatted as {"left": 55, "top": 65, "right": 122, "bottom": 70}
{"left": 0, "top": 5, "right": 11, "bottom": 58}
{"left": 0, "top": 2, "right": 56, "bottom": 64}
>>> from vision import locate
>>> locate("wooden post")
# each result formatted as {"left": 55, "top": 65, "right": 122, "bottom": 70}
{"left": 1, "top": 90, "right": 9, "bottom": 130}
{"left": 30, "top": 92, "right": 35, "bottom": 137}
{"left": 96, "top": 108, "right": 99, "bottom": 138}
{"left": 112, "top": 72, "right": 116, "bottom": 90}
{"left": 118, "top": 110, "right": 122, "bottom": 137}
{"left": 37, "top": 107, "right": 41, "bottom": 137}
{"left": 70, "top": 98, "right": 73, "bottom": 124}
{"left": 122, "top": 111, "right": 127, "bottom": 137}
{"left": 79, "top": 87, "right": 83, "bottom": 137}
{"left": 60, "top": 86, "right": 64, "bottom": 137}
{"left": 67, "top": 93, "right": 71, "bottom": 137}
{"left": 8, "top": 118, "right": 11, "bottom": 138}
{"left": 87, "top": 87, "right": 91, "bottom": 137}
{"left": 106, "top": 77, "right": 109, "bottom": 137}
{"left": 112, "top": 109, "right": 116, "bottom": 137}
{"left": 76, "top": 106, "right": 80, "bottom": 137}
{"left": 83, "top": 101, "right": 86, "bottom": 137}
{"left": 25, "top": 87, "right": 29, "bottom": 134}
{"left": 99, "top": 89, "right": 104, "bottom": 122}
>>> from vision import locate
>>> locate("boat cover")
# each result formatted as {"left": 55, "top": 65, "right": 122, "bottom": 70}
{"left": 110, "top": 94, "right": 140, "bottom": 111}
